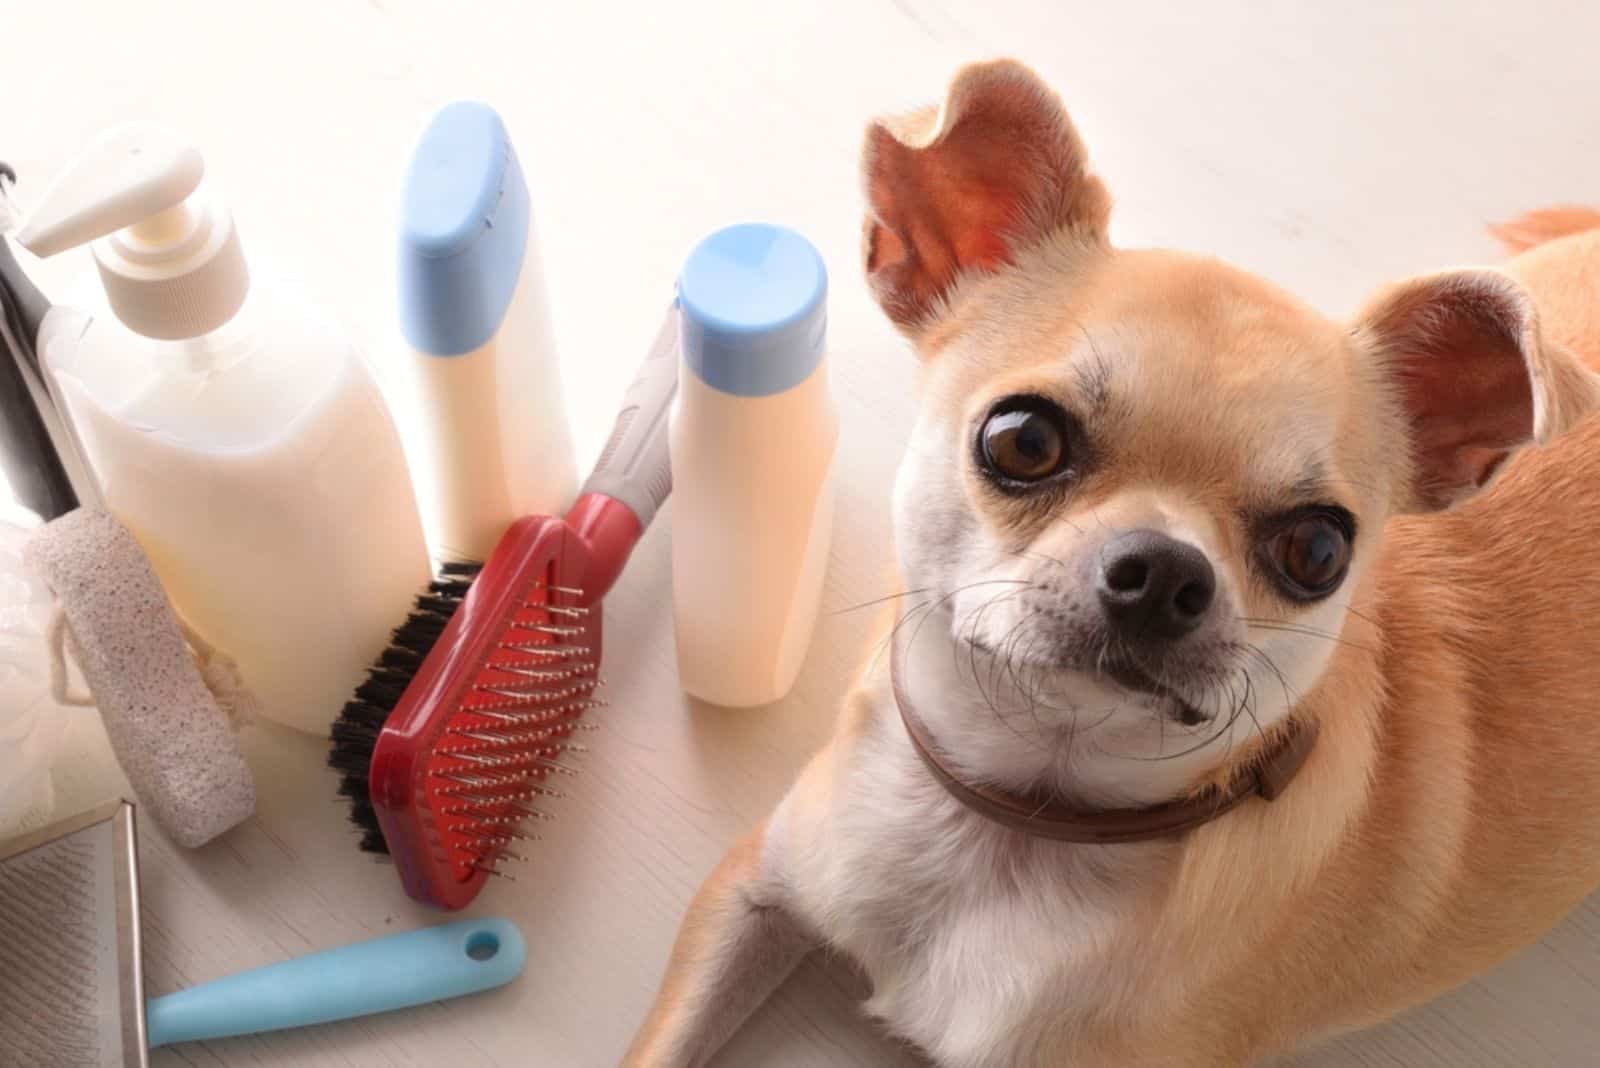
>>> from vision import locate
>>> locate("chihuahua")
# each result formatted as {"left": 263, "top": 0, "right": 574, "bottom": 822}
{"left": 626, "top": 60, "right": 1600, "bottom": 1067}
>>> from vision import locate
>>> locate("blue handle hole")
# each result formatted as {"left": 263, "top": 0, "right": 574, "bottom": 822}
{"left": 465, "top": 930, "right": 501, "bottom": 962}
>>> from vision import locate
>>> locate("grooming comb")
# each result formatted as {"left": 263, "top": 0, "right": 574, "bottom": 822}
{"left": 329, "top": 304, "right": 677, "bottom": 910}
{"left": 0, "top": 801, "right": 526, "bottom": 1065}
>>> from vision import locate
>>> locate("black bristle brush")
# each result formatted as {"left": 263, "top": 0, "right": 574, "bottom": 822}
{"left": 328, "top": 308, "right": 678, "bottom": 909}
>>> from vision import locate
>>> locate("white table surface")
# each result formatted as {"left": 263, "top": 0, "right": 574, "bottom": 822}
{"left": 6, "top": 2, "right": 1600, "bottom": 1065}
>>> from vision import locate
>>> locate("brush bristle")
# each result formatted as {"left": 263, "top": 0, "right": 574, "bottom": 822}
{"left": 327, "top": 561, "right": 482, "bottom": 854}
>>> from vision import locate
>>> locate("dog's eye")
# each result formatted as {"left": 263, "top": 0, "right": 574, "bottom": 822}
{"left": 1264, "top": 510, "right": 1353, "bottom": 599}
{"left": 978, "top": 399, "right": 1069, "bottom": 484}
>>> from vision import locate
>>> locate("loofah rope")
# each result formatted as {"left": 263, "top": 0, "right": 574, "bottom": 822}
{"left": 46, "top": 604, "right": 260, "bottom": 729}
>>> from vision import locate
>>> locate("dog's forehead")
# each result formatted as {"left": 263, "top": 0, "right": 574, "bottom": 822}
{"left": 1083, "top": 297, "right": 1348, "bottom": 482}
{"left": 944, "top": 249, "right": 1359, "bottom": 495}
{"left": 1069, "top": 251, "right": 1348, "bottom": 391}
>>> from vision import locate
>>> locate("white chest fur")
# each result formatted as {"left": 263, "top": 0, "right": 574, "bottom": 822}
{"left": 777, "top": 697, "right": 1166, "bottom": 1068}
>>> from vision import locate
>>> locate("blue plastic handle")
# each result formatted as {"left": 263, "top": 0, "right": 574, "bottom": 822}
{"left": 146, "top": 917, "right": 526, "bottom": 1048}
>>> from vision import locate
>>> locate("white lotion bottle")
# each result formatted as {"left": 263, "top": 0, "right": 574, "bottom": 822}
{"left": 398, "top": 101, "right": 576, "bottom": 563}
{"left": 13, "top": 122, "right": 431, "bottom": 735}
{"left": 670, "top": 223, "right": 837, "bottom": 707}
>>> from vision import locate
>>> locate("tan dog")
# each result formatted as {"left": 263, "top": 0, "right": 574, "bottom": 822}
{"left": 626, "top": 59, "right": 1600, "bottom": 1067}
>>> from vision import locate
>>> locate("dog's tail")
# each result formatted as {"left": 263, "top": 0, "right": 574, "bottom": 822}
{"left": 1489, "top": 206, "right": 1600, "bottom": 254}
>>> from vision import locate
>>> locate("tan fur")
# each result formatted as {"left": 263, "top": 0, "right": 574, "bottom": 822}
{"left": 1490, "top": 206, "right": 1600, "bottom": 254}
{"left": 629, "top": 61, "right": 1600, "bottom": 1066}
{"left": 627, "top": 827, "right": 767, "bottom": 1056}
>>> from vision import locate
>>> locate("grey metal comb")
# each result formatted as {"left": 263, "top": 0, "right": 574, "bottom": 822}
{"left": 0, "top": 800, "right": 146, "bottom": 1067}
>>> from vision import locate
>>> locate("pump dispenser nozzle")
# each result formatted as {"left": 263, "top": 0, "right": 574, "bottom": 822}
{"left": 14, "top": 122, "right": 248, "bottom": 340}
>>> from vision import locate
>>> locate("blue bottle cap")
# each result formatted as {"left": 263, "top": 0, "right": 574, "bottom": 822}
{"left": 677, "top": 223, "right": 827, "bottom": 397}
{"left": 398, "top": 101, "right": 530, "bottom": 357}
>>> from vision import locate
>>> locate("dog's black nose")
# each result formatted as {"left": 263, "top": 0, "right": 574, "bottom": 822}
{"left": 1097, "top": 530, "right": 1216, "bottom": 640}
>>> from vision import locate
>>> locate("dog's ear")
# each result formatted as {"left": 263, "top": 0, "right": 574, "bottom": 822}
{"left": 1354, "top": 268, "right": 1600, "bottom": 512}
{"left": 861, "top": 59, "right": 1111, "bottom": 340}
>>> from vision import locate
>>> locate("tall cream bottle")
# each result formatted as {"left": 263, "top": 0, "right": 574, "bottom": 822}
{"left": 398, "top": 101, "right": 577, "bottom": 562}
{"left": 670, "top": 223, "right": 837, "bottom": 707}
{"left": 13, "top": 122, "right": 431, "bottom": 735}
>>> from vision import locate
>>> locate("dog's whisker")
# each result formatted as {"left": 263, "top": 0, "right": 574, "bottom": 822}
{"left": 1335, "top": 601, "right": 1381, "bottom": 628}
{"left": 966, "top": 598, "right": 1048, "bottom": 754}
{"left": 833, "top": 586, "right": 937, "bottom": 616}
{"left": 1243, "top": 642, "right": 1298, "bottom": 717}
{"left": 867, "top": 597, "right": 939, "bottom": 675}
{"left": 871, "top": 576, "right": 1039, "bottom": 676}
{"left": 834, "top": 579, "right": 1028, "bottom": 617}
{"left": 1238, "top": 619, "right": 1379, "bottom": 656}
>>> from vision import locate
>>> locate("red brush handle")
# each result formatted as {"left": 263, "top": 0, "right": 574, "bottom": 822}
{"left": 566, "top": 493, "right": 644, "bottom": 603}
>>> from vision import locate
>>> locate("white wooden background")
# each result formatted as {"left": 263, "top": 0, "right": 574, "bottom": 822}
{"left": 5, "top": 1, "right": 1600, "bottom": 1064}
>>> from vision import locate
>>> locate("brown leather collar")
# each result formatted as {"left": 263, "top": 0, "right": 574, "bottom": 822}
{"left": 890, "top": 636, "right": 1320, "bottom": 844}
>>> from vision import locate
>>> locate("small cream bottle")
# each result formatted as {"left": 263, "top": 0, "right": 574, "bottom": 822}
{"left": 670, "top": 223, "right": 837, "bottom": 707}
{"left": 14, "top": 122, "right": 431, "bottom": 735}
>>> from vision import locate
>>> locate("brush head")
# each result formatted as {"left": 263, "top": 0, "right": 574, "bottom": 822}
{"left": 329, "top": 560, "right": 483, "bottom": 853}
{"left": 328, "top": 516, "right": 602, "bottom": 910}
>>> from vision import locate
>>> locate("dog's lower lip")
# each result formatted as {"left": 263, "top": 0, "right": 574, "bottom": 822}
{"left": 958, "top": 638, "right": 1208, "bottom": 724}
{"left": 1104, "top": 660, "right": 1162, "bottom": 695}
{"left": 1103, "top": 661, "right": 1207, "bottom": 724}
{"left": 952, "top": 630, "right": 1005, "bottom": 658}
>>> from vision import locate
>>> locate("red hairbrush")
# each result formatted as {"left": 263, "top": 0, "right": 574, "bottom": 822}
{"left": 332, "top": 307, "right": 678, "bottom": 909}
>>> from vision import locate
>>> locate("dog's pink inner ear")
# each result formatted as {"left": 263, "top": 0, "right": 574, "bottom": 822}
{"left": 1362, "top": 272, "right": 1539, "bottom": 510}
{"left": 862, "top": 60, "right": 1109, "bottom": 336}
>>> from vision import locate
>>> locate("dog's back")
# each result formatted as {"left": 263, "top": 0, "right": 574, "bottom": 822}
{"left": 1303, "top": 211, "right": 1600, "bottom": 1046}
{"left": 1496, "top": 208, "right": 1600, "bottom": 370}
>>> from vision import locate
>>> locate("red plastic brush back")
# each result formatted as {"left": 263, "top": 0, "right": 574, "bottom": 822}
{"left": 369, "top": 497, "right": 641, "bottom": 911}
{"left": 370, "top": 515, "right": 589, "bottom": 909}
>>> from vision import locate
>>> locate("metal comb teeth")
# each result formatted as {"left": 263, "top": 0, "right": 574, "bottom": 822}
{"left": 437, "top": 783, "right": 568, "bottom": 802}
{"left": 455, "top": 826, "right": 541, "bottom": 843}
{"left": 467, "top": 692, "right": 598, "bottom": 715}
{"left": 445, "top": 746, "right": 578, "bottom": 773}
{"left": 434, "top": 609, "right": 601, "bottom": 878}
{"left": 528, "top": 584, "right": 583, "bottom": 598}
{"left": 468, "top": 699, "right": 608, "bottom": 726}
{"left": 498, "top": 641, "right": 591, "bottom": 659}
{"left": 469, "top": 800, "right": 555, "bottom": 820}
{"left": 0, "top": 802, "right": 143, "bottom": 1068}
{"left": 449, "top": 807, "right": 556, "bottom": 829}
{"left": 0, "top": 837, "right": 103, "bottom": 1062}
{"left": 509, "top": 621, "right": 585, "bottom": 637}
{"left": 472, "top": 679, "right": 595, "bottom": 701}
{"left": 485, "top": 663, "right": 594, "bottom": 683}
{"left": 445, "top": 722, "right": 595, "bottom": 746}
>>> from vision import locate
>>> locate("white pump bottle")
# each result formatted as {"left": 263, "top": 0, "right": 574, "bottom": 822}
{"left": 13, "top": 122, "right": 432, "bottom": 736}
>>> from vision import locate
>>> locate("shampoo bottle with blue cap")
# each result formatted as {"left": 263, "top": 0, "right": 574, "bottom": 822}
{"left": 671, "top": 223, "right": 837, "bottom": 707}
{"left": 399, "top": 101, "right": 576, "bottom": 562}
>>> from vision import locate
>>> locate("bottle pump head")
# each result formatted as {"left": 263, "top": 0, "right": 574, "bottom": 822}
{"left": 12, "top": 122, "right": 248, "bottom": 340}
